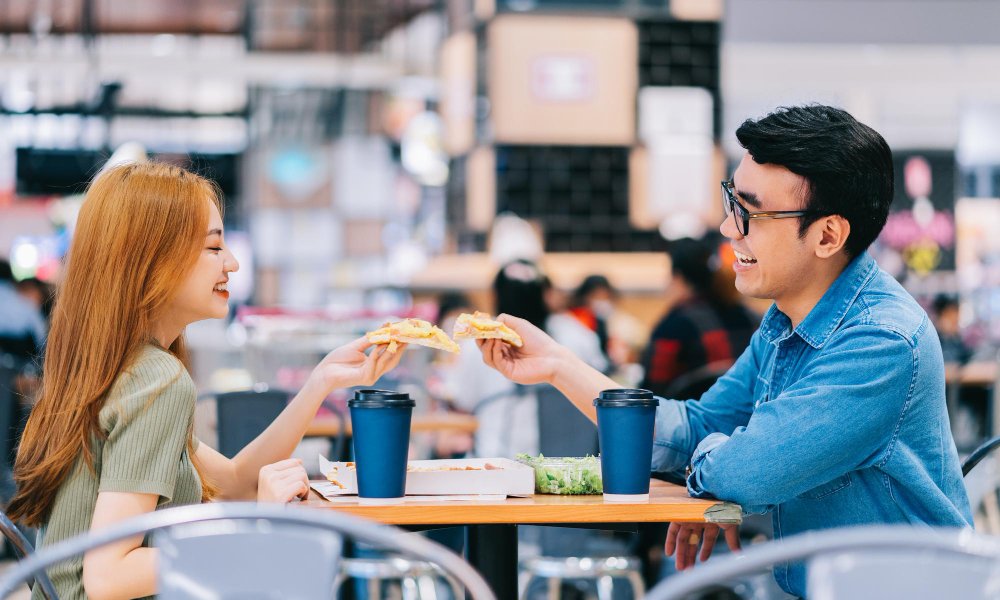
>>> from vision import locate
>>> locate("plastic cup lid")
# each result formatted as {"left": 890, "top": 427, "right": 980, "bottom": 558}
{"left": 593, "top": 388, "right": 659, "bottom": 407}
{"left": 348, "top": 389, "right": 416, "bottom": 408}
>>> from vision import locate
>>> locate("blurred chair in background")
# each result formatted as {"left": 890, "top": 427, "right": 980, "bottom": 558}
{"left": 962, "top": 434, "right": 1000, "bottom": 534}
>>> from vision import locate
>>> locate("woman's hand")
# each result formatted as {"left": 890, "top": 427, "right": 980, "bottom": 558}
{"left": 477, "top": 314, "right": 572, "bottom": 386}
{"left": 311, "top": 337, "right": 406, "bottom": 392}
{"left": 257, "top": 458, "right": 310, "bottom": 503}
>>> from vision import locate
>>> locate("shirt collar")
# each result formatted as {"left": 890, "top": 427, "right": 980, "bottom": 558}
{"left": 758, "top": 252, "right": 878, "bottom": 348}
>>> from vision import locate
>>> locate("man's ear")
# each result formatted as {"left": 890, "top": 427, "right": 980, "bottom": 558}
{"left": 814, "top": 215, "right": 850, "bottom": 259}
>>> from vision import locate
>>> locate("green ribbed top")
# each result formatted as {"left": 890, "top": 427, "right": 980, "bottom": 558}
{"left": 32, "top": 345, "right": 203, "bottom": 600}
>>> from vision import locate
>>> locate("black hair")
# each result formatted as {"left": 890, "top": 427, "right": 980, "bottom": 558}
{"left": 437, "top": 291, "right": 473, "bottom": 321}
{"left": 0, "top": 259, "right": 13, "bottom": 283}
{"left": 493, "top": 260, "right": 550, "bottom": 330}
{"left": 572, "top": 274, "right": 615, "bottom": 307}
{"left": 735, "top": 104, "right": 894, "bottom": 258}
{"left": 667, "top": 237, "right": 718, "bottom": 298}
{"left": 932, "top": 294, "right": 959, "bottom": 316}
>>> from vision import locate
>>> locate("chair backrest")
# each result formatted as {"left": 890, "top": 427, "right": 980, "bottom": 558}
{"left": 644, "top": 526, "right": 1000, "bottom": 600}
{"left": 962, "top": 436, "right": 1000, "bottom": 534}
{"left": 962, "top": 435, "right": 1000, "bottom": 476}
{"left": 0, "top": 509, "right": 59, "bottom": 600}
{"left": 536, "top": 384, "right": 598, "bottom": 457}
{"left": 663, "top": 360, "right": 733, "bottom": 400}
{"left": 157, "top": 520, "right": 342, "bottom": 599}
{"left": 214, "top": 389, "right": 290, "bottom": 458}
{"left": 0, "top": 503, "right": 496, "bottom": 600}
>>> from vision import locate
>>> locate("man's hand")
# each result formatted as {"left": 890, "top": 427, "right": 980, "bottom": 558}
{"left": 311, "top": 337, "right": 406, "bottom": 392}
{"left": 257, "top": 458, "right": 310, "bottom": 503}
{"left": 665, "top": 522, "right": 741, "bottom": 570}
{"left": 477, "top": 314, "right": 571, "bottom": 386}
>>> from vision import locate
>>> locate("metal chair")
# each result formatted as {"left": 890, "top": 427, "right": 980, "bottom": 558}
{"left": 962, "top": 435, "right": 1000, "bottom": 476}
{"left": 0, "top": 502, "right": 496, "bottom": 600}
{"left": 338, "top": 557, "right": 464, "bottom": 600}
{"left": 962, "top": 435, "right": 1000, "bottom": 534}
{"left": 519, "top": 386, "right": 641, "bottom": 600}
{"left": 0, "top": 509, "right": 58, "bottom": 600}
{"left": 645, "top": 526, "right": 1000, "bottom": 600}
{"left": 520, "top": 556, "right": 644, "bottom": 600}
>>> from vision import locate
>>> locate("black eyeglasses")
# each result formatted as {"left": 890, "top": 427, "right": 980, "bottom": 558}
{"left": 721, "top": 180, "right": 823, "bottom": 236}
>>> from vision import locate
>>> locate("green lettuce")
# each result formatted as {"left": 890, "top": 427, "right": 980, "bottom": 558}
{"left": 516, "top": 453, "right": 603, "bottom": 495}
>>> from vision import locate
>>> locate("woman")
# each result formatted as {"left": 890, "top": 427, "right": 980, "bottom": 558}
{"left": 444, "top": 260, "right": 606, "bottom": 457}
{"left": 7, "top": 162, "right": 404, "bottom": 600}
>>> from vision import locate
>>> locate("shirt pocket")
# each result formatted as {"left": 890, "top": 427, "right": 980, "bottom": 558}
{"left": 798, "top": 473, "right": 852, "bottom": 500}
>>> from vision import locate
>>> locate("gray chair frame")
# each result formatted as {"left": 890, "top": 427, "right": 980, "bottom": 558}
{"left": 0, "top": 509, "right": 57, "bottom": 600}
{"left": 645, "top": 526, "right": 1000, "bottom": 600}
{"left": 0, "top": 503, "right": 496, "bottom": 600}
{"left": 963, "top": 435, "right": 1000, "bottom": 476}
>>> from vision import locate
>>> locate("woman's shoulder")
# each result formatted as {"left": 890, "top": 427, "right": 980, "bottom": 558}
{"left": 101, "top": 345, "right": 196, "bottom": 423}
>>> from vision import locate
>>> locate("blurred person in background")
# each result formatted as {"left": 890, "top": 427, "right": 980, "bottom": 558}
{"left": 931, "top": 294, "right": 972, "bottom": 365}
{"left": 426, "top": 290, "right": 477, "bottom": 459}
{"left": 568, "top": 274, "right": 646, "bottom": 372}
{"left": 15, "top": 277, "right": 56, "bottom": 325}
{"left": 568, "top": 275, "right": 614, "bottom": 359}
{"left": 6, "top": 163, "right": 405, "bottom": 600}
{"left": 444, "top": 259, "right": 606, "bottom": 458}
{"left": 474, "top": 105, "right": 972, "bottom": 598}
{"left": 639, "top": 237, "right": 760, "bottom": 398}
{"left": 0, "top": 259, "right": 47, "bottom": 365}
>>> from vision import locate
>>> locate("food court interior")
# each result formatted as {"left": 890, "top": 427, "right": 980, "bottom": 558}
{"left": 2, "top": 1, "right": 1000, "bottom": 599}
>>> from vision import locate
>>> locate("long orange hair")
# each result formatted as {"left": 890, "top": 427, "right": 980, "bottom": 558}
{"left": 8, "top": 162, "right": 220, "bottom": 526}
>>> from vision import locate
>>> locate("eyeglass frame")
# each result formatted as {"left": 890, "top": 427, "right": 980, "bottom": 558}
{"left": 721, "top": 180, "right": 827, "bottom": 236}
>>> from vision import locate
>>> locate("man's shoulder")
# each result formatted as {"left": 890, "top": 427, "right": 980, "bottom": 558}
{"left": 843, "top": 268, "right": 929, "bottom": 345}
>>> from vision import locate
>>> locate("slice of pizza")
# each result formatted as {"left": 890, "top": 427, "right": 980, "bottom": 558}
{"left": 452, "top": 311, "right": 523, "bottom": 347}
{"left": 366, "top": 318, "right": 460, "bottom": 353}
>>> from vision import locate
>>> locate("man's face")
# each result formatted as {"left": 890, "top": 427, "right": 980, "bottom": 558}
{"left": 720, "top": 153, "right": 816, "bottom": 303}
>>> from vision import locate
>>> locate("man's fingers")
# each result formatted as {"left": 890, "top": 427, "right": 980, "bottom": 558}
{"left": 665, "top": 523, "right": 679, "bottom": 557}
{"left": 348, "top": 336, "right": 374, "bottom": 353}
{"left": 724, "top": 525, "right": 742, "bottom": 552}
{"left": 699, "top": 526, "right": 719, "bottom": 562}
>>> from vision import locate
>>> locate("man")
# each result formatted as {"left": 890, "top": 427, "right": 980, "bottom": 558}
{"left": 476, "top": 105, "right": 972, "bottom": 597}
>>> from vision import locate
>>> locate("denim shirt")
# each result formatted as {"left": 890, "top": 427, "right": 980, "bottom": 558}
{"left": 651, "top": 252, "right": 973, "bottom": 597}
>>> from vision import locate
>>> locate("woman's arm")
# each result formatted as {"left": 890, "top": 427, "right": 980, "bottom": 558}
{"left": 83, "top": 492, "right": 159, "bottom": 600}
{"left": 198, "top": 337, "right": 405, "bottom": 500}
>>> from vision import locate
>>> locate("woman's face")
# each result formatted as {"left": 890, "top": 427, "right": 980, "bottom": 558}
{"left": 167, "top": 199, "right": 240, "bottom": 327}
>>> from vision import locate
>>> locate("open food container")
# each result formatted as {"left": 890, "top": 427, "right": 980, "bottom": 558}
{"left": 516, "top": 454, "right": 603, "bottom": 495}
{"left": 314, "top": 456, "right": 535, "bottom": 499}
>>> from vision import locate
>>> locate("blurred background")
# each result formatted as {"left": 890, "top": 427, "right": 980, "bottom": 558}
{"left": 3, "top": 0, "right": 1000, "bottom": 596}
{"left": 2, "top": 0, "right": 1000, "bottom": 446}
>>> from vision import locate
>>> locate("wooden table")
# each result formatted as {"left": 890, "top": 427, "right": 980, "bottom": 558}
{"left": 305, "top": 412, "right": 479, "bottom": 438}
{"left": 304, "top": 479, "right": 741, "bottom": 600}
{"left": 945, "top": 361, "right": 1000, "bottom": 439}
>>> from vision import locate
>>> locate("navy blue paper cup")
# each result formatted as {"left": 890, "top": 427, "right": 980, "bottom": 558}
{"left": 348, "top": 389, "right": 416, "bottom": 502}
{"left": 594, "top": 389, "right": 659, "bottom": 501}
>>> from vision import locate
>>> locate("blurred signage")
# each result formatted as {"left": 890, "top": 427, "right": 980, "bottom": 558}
{"left": 531, "top": 56, "right": 595, "bottom": 102}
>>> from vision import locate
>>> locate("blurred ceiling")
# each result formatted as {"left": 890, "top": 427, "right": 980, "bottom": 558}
{"left": 0, "top": 0, "right": 436, "bottom": 53}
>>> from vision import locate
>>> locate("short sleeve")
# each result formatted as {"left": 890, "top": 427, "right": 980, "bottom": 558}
{"left": 99, "top": 350, "right": 196, "bottom": 501}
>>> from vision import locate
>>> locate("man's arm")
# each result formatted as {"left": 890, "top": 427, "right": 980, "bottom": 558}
{"left": 651, "top": 342, "right": 760, "bottom": 474}
{"left": 686, "top": 326, "right": 914, "bottom": 511}
{"left": 478, "top": 314, "right": 758, "bottom": 450}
